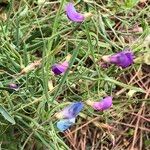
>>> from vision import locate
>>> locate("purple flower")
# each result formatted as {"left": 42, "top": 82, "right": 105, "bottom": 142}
{"left": 55, "top": 102, "right": 84, "bottom": 119}
{"left": 65, "top": 3, "right": 84, "bottom": 22}
{"left": 56, "top": 118, "right": 75, "bottom": 132}
{"left": 52, "top": 61, "right": 69, "bottom": 75}
{"left": 87, "top": 96, "right": 112, "bottom": 111}
{"left": 102, "top": 50, "right": 134, "bottom": 68}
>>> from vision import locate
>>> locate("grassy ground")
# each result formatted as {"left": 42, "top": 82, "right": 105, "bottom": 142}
{"left": 0, "top": 0, "right": 150, "bottom": 149}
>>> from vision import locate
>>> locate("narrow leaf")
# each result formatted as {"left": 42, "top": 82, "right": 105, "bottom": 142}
{"left": 0, "top": 105, "right": 15, "bottom": 124}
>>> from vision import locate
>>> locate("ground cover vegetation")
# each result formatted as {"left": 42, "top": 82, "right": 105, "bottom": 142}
{"left": 0, "top": 0, "right": 150, "bottom": 149}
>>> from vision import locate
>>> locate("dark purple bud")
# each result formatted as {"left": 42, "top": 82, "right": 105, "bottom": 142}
{"left": 55, "top": 102, "right": 84, "bottom": 119}
{"left": 99, "top": 62, "right": 110, "bottom": 68}
{"left": 52, "top": 61, "right": 69, "bottom": 75}
{"left": 87, "top": 96, "right": 112, "bottom": 111}
{"left": 9, "top": 83, "right": 19, "bottom": 91}
{"left": 102, "top": 50, "right": 134, "bottom": 68}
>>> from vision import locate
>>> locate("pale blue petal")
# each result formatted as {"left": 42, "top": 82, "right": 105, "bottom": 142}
{"left": 57, "top": 118, "right": 75, "bottom": 132}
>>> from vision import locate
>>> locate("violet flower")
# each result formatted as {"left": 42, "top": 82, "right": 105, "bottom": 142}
{"left": 65, "top": 3, "right": 92, "bottom": 22}
{"left": 52, "top": 61, "right": 69, "bottom": 75}
{"left": 56, "top": 118, "right": 75, "bottom": 132}
{"left": 102, "top": 50, "right": 134, "bottom": 68}
{"left": 86, "top": 96, "right": 112, "bottom": 111}
{"left": 55, "top": 102, "right": 84, "bottom": 119}
{"left": 65, "top": 3, "right": 84, "bottom": 22}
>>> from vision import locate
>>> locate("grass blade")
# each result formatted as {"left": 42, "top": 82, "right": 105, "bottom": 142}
{"left": 0, "top": 105, "right": 15, "bottom": 124}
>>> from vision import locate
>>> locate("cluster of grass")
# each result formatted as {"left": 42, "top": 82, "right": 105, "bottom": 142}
{"left": 0, "top": 0, "right": 150, "bottom": 149}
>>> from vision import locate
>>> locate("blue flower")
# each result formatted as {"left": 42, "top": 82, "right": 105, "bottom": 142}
{"left": 55, "top": 102, "right": 84, "bottom": 119}
{"left": 56, "top": 118, "right": 75, "bottom": 132}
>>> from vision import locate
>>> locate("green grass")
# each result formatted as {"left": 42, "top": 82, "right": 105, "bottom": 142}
{"left": 0, "top": 0, "right": 150, "bottom": 149}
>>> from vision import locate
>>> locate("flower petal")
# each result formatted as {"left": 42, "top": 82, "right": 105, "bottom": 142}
{"left": 110, "top": 51, "right": 134, "bottom": 68}
{"left": 93, "top": 96, "right": 112, "bottom": 111}
{"left": 102, "top": 50, "right": 134, "bottom": 68}
{"left": 87, "top": 96, "right": 112, "bottom": 111}
{"left": 55, "top": 102, "right": 84, "bottom": 119}
{"left": 52, "top": 61, "right": 69, "bottom": 75}
{"left": 65, "top": 3, "right": 84, "bottom": 22}
{"left": 56, "top": 118, "right": 75, "bottom": 132}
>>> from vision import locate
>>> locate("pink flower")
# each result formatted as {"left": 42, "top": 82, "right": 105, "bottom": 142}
{"left": 86, "top": 96, "right": 112, "bottom": 111}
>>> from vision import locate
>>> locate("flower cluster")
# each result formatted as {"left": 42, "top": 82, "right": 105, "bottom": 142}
{"left": 56, "top": 97, "right": 112, "bottom": 132}
{"left": 52, "top": 2, "right": 135, "bottom": 132}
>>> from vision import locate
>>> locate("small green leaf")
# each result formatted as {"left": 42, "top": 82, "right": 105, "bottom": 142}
{"left": 144, "top": 140, "right": 150, "bottom": 147}
{"left": 0, "top": 105, "right": 15, "bottom": 125}
{"left": 19, "top": 5, "right": 28, "bottom": 17}
{"left": 104, "top": 76, "right": 146, "bottom": 93}
{"left": 124, "top": 0, "right": 139, "bottom": 8}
